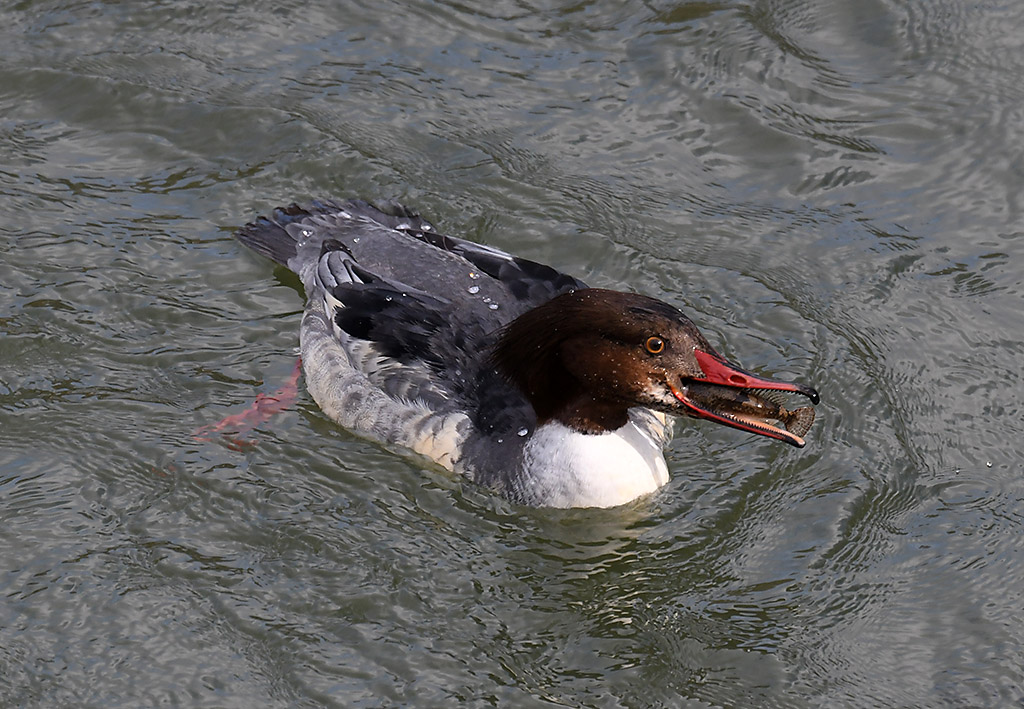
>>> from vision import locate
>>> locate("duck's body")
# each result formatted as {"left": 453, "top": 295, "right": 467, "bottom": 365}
{"left": 235, "top": 199, "right": 818, "bottom": 508}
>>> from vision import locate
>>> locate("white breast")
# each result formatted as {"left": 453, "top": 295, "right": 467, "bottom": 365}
{"left": 520, "top": 414, "right": 671, "bottom": 508}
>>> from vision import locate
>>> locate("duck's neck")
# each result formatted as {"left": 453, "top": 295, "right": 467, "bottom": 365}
{"left": 550, "top": 392, "right": 629, "bottom": 434}
{"left": 490, "top": 291, "right": 631, "bottom": 434}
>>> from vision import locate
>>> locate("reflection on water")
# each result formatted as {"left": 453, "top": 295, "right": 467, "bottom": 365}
{"left": 2, "top": 0, "right": 1024, "bottom": 706}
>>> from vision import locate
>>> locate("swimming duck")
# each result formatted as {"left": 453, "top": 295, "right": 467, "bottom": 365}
{"left": 235, "top": 198, "right": 819, "bottom": 508}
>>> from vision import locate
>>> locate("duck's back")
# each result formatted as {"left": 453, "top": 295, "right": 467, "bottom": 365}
{"left": 234, "top": 199, "right": 589, "bottom": 493}
{"left": 236, "top": 198, "right": 584, "bottom": 328}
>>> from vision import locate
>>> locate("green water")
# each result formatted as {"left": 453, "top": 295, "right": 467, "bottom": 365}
{"left": 2, "top": 0, "right": 1023, "bottom": 706}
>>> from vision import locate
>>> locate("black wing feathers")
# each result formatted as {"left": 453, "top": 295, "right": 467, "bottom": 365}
{"left": 329, "top": 256, "right": 489, "bottom": 380}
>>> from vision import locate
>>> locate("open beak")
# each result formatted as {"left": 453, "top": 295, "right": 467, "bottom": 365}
{"left": 669, "top": 349, "right": 820, "bottom": 447}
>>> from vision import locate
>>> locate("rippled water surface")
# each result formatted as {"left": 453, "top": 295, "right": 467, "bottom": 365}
{"left": 3, "top": 0, "right": 1023, "bottom": 706}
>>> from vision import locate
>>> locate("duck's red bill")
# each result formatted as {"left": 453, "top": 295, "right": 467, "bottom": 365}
{"left": 670, "top": 349, "right": 819, "bottom": 447}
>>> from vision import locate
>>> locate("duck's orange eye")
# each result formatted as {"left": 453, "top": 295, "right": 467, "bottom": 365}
{"left": 645, "top": 336, "right": 665, "bottom": 354}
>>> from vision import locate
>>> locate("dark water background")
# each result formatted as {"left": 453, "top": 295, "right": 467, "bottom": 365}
{"left": 2, "top": 0, "right": 1023, "bottom": 706}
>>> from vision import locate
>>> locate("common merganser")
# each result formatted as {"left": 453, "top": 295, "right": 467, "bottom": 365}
{"left": 234, "top": 198, "right": 819, "bottom": 508}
